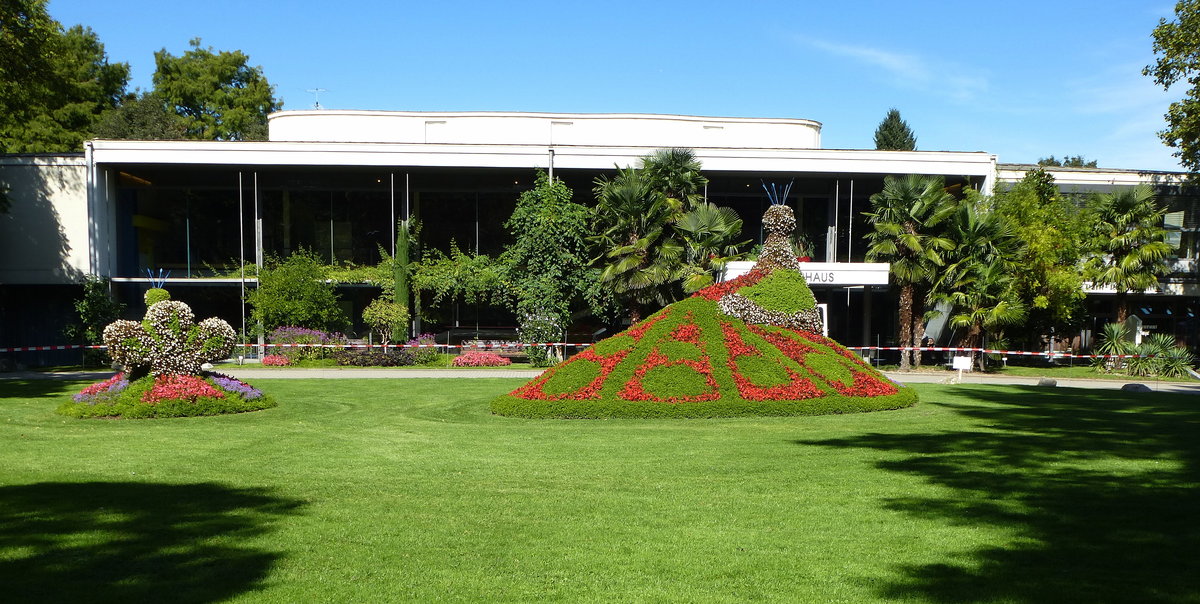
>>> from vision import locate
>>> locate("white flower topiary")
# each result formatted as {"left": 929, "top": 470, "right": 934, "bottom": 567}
{"left": 102, "top": 295, "right": 237, "bottom": 376}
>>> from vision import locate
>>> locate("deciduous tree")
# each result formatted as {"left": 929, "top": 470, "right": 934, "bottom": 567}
{"left": 0, "top": 1, "right": 129, "bottom": 152}
{"left": 153, "top": 38, "right": 281, "bottom": 141}
{"left": 1146, "top": 0, "right": 1200, "bottom": 172}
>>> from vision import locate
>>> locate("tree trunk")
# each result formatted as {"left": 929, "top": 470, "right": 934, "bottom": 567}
{"left": 911, "top": 290, "right": 925, "bottom": 369}
{"left": 629, "top": 304, "right": 642, "bottom": 325}
{"left": 898, "top": 283, "right": 913, "bottom": 372}
{"left": 1115, "top": 291, "right": 1129, "bottom": 324}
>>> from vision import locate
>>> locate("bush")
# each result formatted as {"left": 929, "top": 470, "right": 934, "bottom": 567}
{"left": 362, "top": 297, "right": 409, "bottom": 344}
{"left": 59, "top": 372, "right": 276, "bottom": 419}
{"left": 407, "top": 333, "right": 441, "bottom": 365}
{"left": 453, "top": 351, "right": 512, "bottom": 367}
{"left": 261, "top": 354, "right": 291, "bottom": 366}
{"left": 248, "top": 249, "right": 348, "bottom": 333}
{"left": 332, "top": 349, "right": 415, "bottom": 367}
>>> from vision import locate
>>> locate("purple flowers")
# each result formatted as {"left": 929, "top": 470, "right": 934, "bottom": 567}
{"left": 73, "top": 372, "right": 129, "bottom": 404}
{"left": 209, "top": 373, "right": 264, "bottom": 400}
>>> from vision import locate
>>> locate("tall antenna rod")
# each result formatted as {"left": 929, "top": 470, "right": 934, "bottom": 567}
{"left": 306, "top": 88, "right": 328, "bottom": 109}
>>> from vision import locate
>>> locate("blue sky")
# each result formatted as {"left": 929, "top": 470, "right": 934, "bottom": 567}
{"left": 50, "top": 0, "right": 1184, "bottom": 170}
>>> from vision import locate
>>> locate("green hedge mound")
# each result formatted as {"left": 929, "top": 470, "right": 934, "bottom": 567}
{"left": 59, "top": 372, "right": 277, "bottom": 419}
{"left": 492, "top": 296, "right": 917, "bottom": 419}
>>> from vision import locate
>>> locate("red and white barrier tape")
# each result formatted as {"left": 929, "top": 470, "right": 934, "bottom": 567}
{"left": 0, "top": 342, "right": 1153, "bottom": 359}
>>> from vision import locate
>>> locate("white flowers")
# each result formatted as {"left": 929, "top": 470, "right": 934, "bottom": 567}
{"left": 102, "top": 298, "right": 237, "bottom": 376}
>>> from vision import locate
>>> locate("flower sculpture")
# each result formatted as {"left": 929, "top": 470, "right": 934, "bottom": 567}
{"left": 493, "top": 203, "right": 917, "bottom": 419}
{"left": 104, "top": 291, "right": 236, "bottom": 377}
{"left": 61, "top": 289, "right": 273, "bottom": 419}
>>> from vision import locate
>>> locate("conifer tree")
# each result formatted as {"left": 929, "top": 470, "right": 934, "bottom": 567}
{"left": 873, "top": 108, "right": 917, "bottom": 151}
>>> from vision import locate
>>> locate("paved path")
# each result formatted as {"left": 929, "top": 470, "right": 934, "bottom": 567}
{"left": 4, "top": 366, "right": 1200, "bottom": 394}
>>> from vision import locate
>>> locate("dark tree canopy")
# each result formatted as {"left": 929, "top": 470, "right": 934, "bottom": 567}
{"left": 0, "top": 0, "right": 129, "bottom": 152}
{"left": 153, "top": 38, "right": 281, "bottom": 141}
{"left": 1038, "top": 155, "right": 1098, "bottom": 168}
{"left": 1146, "top": 0, "right": 1200, "bottom": 172}
{"left": 92, "top": 91, "right": 187, "bottom": 140}
{"left": 873, "top": 108, "right": 917, "bottom": 151}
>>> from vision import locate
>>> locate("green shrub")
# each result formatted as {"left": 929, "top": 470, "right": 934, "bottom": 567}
{"left": 144, "top": 288, "right": 170, "bottom": 306}
{"left": 736, "top": 269, "right": 816, "bottom": 312}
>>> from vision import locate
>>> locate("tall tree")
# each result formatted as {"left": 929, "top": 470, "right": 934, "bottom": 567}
{"left": 873, "top": 108, "right": 917, "bottom": 151}
{"left": 1089, "top": 184, "right": 1174, "bottom": 323}
{"left": 994, "top": 168, "right": 1091, "bottom": 350}
{"left": 1146, "top": 0, "right": 1200, "bottom": 172}
{"left": 591, "top": 166, "right": 682, "bottom": 322}
{"left": 0, "top": 1, "right": 129, "bottom": 152}
{"left": 930, "top": 198, "right": 1026, "bottom": 369}
{"left": 153, "top": 38, "right": 281, "bottom": 141}
{"left": 502, "top": 171, "right": 606, "bottom": 330}
{"left": 863, "top": 174, "right": 955, "bottom": 370}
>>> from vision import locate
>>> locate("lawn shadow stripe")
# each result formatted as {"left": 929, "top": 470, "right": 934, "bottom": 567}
{"left": 0, "top": 481, "right": 305, "bottom": 603}
{"left": 796, "top": 385, "right": 1200, "bottom": 603}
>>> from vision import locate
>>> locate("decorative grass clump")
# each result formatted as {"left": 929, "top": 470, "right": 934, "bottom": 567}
{"left": 58, "top": 372, "right": 277, "bottom": 419}
{"left": 492, "top": 296, "right": 916, "bottom": 419}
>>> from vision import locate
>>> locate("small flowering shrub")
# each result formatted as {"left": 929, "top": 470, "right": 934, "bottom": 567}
{"left": 59, "top": 371, "right": 276, "bottom": 419}
{"left": 407, "top": 333, "right": 442, "bottom": 365}
{"left": 268, "top": 326, "right": 347, "bottom": 361}
{"left": 261, "top": 354, "right": 292, "bottom": 367}
{"left": 452, "top": 351, "right": 512, "bottom": 367}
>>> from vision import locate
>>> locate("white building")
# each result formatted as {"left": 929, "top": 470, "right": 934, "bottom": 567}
{"left": 0, "top": 111, "right": 1193, "bottom": 365}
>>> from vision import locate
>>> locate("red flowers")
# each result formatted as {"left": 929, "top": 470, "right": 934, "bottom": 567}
{"left": 723, "top": 323, "right": 823, "bottom": 400}
{"left": 512, "top": 347, "right": 630, "bottom": 401}
{"left": 693, "top": 268, "right": 767, "bottom": 301}
{"left": 142, "top": 374, "right": 226, "bottom": 404}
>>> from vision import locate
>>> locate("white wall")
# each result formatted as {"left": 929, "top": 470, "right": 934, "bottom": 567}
{"left": 0, "top": 156, "right": 90, "bottom": 284}
{"left": 268, "top": 110, "right": 824, "bottom": 150}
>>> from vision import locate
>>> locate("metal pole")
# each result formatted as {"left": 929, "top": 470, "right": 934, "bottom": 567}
{"left": 847, "top": 179, "right": 854, "bottom": 262}
{"left": 549, "top": 148, "right": 555, "bottom": 181}
{"left": 239, "top": 171, "right": 246, "bottom": 350}
{"left": 390, "top": 172, "right": 395, "bottom": 257}
{"left": 254, "top": 172, "right": 264, "bottom": 357}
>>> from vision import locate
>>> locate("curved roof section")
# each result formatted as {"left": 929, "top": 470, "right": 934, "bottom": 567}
{"left": 268, "top": 110, "right": 823, "bottom": 149}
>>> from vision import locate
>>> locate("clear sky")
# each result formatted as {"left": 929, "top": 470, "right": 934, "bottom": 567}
{"left": 48, "top": 0, "right": 1185, "bottom": 170}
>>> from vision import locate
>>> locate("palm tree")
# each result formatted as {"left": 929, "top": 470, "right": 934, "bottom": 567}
{"left": 640, "top": 147, "right": 708, "bottom": 213}
{"left": 864, "top": 174, "right": 955, "bottom": 371}
{"left": 931, "top": 200, "right": 1026, "bottom": 370}
{"left": 1090, "top": 184, "right": 1173, "bottom": 323}
{"left": 673, "top": 202, "right": 750, "bottom": 293}
{"left": 591, "top": 167, "right": 682, "bottom": 322}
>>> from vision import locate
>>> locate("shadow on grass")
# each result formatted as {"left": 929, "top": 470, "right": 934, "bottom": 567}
{"left": 0, "top": 379, "right": 86, "bottom": 399}
{"left": 0, "top": 482, "right": 304, "bottom": 603}
{"left": 799, "top": 386, "right": 1200, "bottom": 603}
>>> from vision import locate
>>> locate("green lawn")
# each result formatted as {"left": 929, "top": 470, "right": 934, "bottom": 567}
{"left": 1, "top": 378, "right": 1197, "bottom": 602}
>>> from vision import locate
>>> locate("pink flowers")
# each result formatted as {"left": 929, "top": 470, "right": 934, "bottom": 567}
{"left": 261, "top": 354, "right": 291, "bottom": 366}
{"left": 142, "top": 374, "right": 226, "bottom": 404}
{"left": 452, "top": 351, "right": 512, "bottom": 367}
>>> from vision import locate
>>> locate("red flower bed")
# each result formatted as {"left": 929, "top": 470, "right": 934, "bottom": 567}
{"left": 142, "top": 374, "right": 226, "bottom": 404}
{"left": 692, "top": 268, "right": 767, "bottom": 300}
{"left": 670, "top": 320, "right": 701, "bottom": 344}
{"left": 512, "top": 348, "right": 630, "bottom": 401}
{"left": 754, "top": 326, "right": 897, "bottom": 396}
{"left": 723, "top": 323, "right": 823, "bottom": 400}
{"left": 452, "top": 351, "right": 512, "bottom": 367}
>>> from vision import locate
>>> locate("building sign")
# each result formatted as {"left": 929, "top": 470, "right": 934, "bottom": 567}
{"left": 722, "top": 261, "right": 891, "bottom": 286}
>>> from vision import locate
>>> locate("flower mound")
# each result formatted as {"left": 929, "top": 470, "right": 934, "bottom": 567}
{"left": 453, "top": 351, "right": 512, "bottom": 367}
{"left": 60, "top": 371, "right": 275, "bottom": 419}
